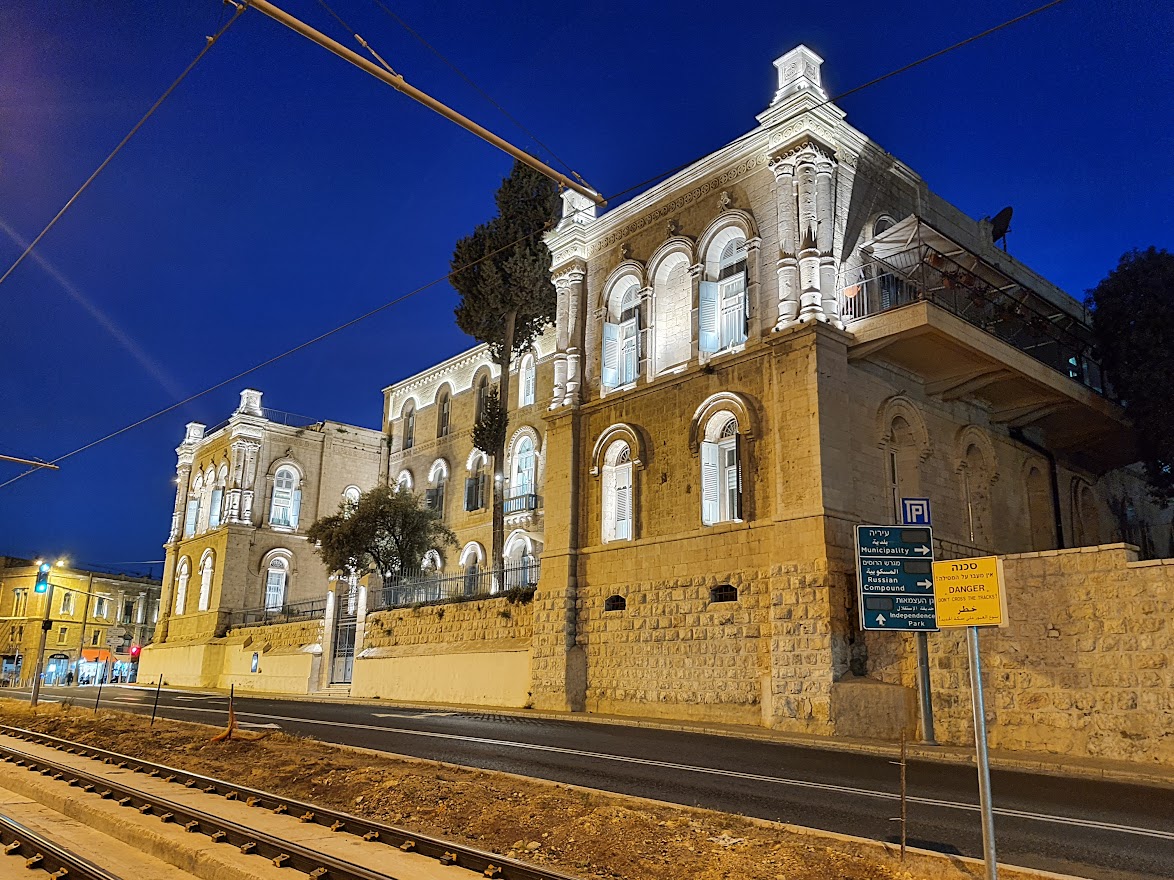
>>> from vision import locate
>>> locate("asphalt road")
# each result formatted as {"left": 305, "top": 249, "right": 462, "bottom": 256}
{"left": 6, "top": 685, "right": 1172, "bottom": 880}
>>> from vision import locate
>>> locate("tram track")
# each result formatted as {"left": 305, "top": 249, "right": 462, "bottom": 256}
{"left": 0, "top": 725, "right": 581, "bottom": 880}
{"left": 0, "top": 811, "right": 123, "bottom": 880}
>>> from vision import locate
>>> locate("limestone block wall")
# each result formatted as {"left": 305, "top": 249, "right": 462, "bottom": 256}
{"left": 224, "top": 618, "right": 323, "bottom": 650}
{"left": 353, "top": 597, "right": 534, "bottom": 707}
{"left": 867, "top": 544, "right": 1173, "bottom": 766}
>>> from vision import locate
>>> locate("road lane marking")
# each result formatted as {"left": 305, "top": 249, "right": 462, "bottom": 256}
{"left": 132, "top": 703, "right": 1174, "bottom": 842}
{"left": 372, "top": 712, "right": 456, "bottom": 719}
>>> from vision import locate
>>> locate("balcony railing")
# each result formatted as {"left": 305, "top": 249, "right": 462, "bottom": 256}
{"left": 371, "top": 559, "right": 540, "bottom": 611}
{"left": 503, "top": 492, "right": 541, "bottom": 514}
{"left": 838, "top": 236, "right": 1107, "bottom": 396}
{"left": 227, "top": 597, "right": 327, "bottom": 630}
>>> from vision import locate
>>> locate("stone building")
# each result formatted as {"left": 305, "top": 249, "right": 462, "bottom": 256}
{"left": 134, "top": 45, "right": 1171, "bottom": 765}
{"left": 0, "top": 557, "right": 160, "bottom": 686}
{"left": 139, "top": 389, "right": 384, "bottom": 691}
{"left": 530, "top": 44, "right": 1169, "bottom": 742}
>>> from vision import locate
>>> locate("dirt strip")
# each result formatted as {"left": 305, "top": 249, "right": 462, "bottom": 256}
{"left": 0, "top": 699, "right": 1055, "bottom": 880}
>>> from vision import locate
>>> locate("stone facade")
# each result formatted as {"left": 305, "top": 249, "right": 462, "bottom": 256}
{"left": 139, "top": 389, "right": 383, "bottom": 691}
{"left": 0, "top": 558, "right": 160, "bottom": 686}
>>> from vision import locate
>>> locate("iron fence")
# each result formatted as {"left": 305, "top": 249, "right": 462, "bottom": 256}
{"left": 227, "top": 597, "right": 327, "bottom": 630}
{"left": 370, "top": 559, "right": 540, "bottom": 611}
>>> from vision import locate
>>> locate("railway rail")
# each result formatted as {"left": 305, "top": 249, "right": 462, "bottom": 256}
{"left": 0, "top": 725, "right": 579, "bottom": 880}
{"left": 0, "top": 811, "right": 124, "bottom": 880}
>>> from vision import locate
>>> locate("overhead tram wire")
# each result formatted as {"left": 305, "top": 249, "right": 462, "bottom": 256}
{"left": 0, "top": 3, "right": 248, "bottom": 292}
{"left": 364, "top": 0, "right": 585, "bottom": 185}
{"left": 0, "top": 0, "right": 1073, "bottom": 491}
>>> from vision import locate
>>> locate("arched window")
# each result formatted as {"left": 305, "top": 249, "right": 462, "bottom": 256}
{"left": 265, "top": 557, "right": 287, "bottom": 610}
{"left": 652, "top": 254, "right": 691, "bottom": 375}
{"left": 465, "top": 451, "right": 487, "bottom": 511}
{"left": 504, "top": 532, "right": 534, "bottom": 589}
{"left": 460, "top": 542, "right": 485, "bottom": 595}
{"left": 512, "top": 436, "right": 536, "bottom": 500}
{"left": 601, "top": 440, "right": 634, "bottom": 543}
{"left": 270, "top": 465, "right": 301, "bottom": 529}
{"left": 174, "top": 557, "right": 190, "bottom": 615}
{"left": 184, "top": 474, "right": 202, "bottom": 538}
{"left": 604, "top": 595, "right": 626, "bottom": 612}
{"left": 436, "top": 388, "right": 451, "bottom": 438}
{"left": 519, "top": 354, "right": 536, "bottom": 407}
{"left": 709, "top": 584, "right": 738, "bottom": 603}
{"left": 874, "top": 215, "right": 895, "bottom": 236}
{"left": 961, "top": 443, "right": 992, "bottom": 546}
{"left": 475, "top": 374, "right": 491, "bottom": 422}
{"left": 426, "top": 459, "right": 448, "bottom": 514}
{"left": 700, "top": 415, "right": 742, "bottom": 525}
{"left": 198, "top": 551, "right": 215, "bottom": 612}
{"left": 402, "top": 401, "right": 416, "bottom": 450}
{"left": 700, "top": 236, "right": 748, "bottom": 354}
{"left": 343, "top": 485, "right": 361, "bottom": 508}
{"left": 1025, "top": 465, "right": 1054, "bottom": 551}
{"left": 422, "top": 549, "right": 443, "bottom": 572}
{"left": 1073, "top": 481, "right": 1101, "bottom": 546}
{"left": 602, "top": 283, "right": 641, "bottom": 390}
{"left": 396, "top": 469, "right": 414, "bottom": 492}
{"left": 209, "top": 464, "right": 227, "bottom": 529}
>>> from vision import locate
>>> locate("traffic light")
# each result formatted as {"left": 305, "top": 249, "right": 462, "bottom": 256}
{"left": 34, "top": 562, "right": 51, "bottom": 593}
{"left": 129, "top": 645, "right": 141, "bottom": 659}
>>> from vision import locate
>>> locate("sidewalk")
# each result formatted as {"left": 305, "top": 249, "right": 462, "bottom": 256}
{"left": 182, "top": 684, "right": 1174, "bottom": 789}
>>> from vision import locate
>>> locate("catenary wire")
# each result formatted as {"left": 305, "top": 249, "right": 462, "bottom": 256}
{"left": 365, "top": 0, "right": 584, "bottom": 183}
{"left": 0, "top": 0, "right": 1072, "bottom": 490}
{"left": 0, "top": 4, "right": 247, "bottom": 292}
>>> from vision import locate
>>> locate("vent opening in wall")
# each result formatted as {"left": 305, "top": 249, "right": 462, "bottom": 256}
{"left": 709, "top": 584, "right": 737, "bottom": 603}
{"left": 604, "top": 595, "right": 627, "bottom": 612}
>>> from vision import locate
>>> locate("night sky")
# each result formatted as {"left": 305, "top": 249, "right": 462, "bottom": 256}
{"left": 1, "top": 0, "right": 1171, "bottom": 574}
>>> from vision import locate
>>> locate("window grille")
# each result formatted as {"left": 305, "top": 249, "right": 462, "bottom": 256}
{"left": 709, "top": 584, "right": 738, "bottom": 603}
{"left": 604, "top": 595, "right": 626, "bottom": 612}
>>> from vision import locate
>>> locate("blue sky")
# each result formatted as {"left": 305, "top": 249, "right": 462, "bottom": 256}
{"left": 1, "top": 0, "right": 1171, "bottom": 574}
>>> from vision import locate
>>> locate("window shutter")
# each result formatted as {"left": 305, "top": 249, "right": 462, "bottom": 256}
{"left": 620, "top": 317, "right": 639, "bottom": 385}
{"left": 464, "top": 477, "right": 477, "bottom": 511}
{"left": 209, "top": 489, "right": 223, "bottom": 528}
{"left": 425, "top": 488, "right": 438, "bottom": 509}
{"left": 184, "top": 500, "right": 199, "bottom": 537}
{"left": 478, "top": 474, "right": 486, "bottom": 509}
{"left": 734, "top": 432, "right": 744, "bottom": 521}
{"left": 699, "top": 281, "right": 720, "bottom": 353}
{"left": 701, "top": 441, "right": 719, "bottom": 525}
{"left": 291, "top": 488, "right": 302, "bottom": 528}
{"left": 601, "top": 322, "right": 620, "bottom": 388}
{"left": 615, "top": 462, "right": 633, "bottom": 540}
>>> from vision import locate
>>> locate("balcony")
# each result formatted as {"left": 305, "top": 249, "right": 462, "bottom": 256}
{"left": 841, "top": 216, "right": 1132, "bottom": 473}
{"left": 503, "top": 492, "right": 541, "bottom": 515}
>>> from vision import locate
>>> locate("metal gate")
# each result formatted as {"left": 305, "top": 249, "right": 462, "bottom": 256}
{"left": 331, "top": 619, "right": 355, "bottom": 684}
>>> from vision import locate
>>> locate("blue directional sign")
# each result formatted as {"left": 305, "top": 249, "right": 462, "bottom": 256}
{"left": 856, "top": 525, "right": 938, "bottom": 631}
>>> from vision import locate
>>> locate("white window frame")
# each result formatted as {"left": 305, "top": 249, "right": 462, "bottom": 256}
{"left": 198, "top": 551, "right": 214, "bottom": 612}
{"left": 519, "top": 354, "right": 536, "bottom": 407}
{"left": 60, "top": 591, "right": 74, "bottom": 616}
{"left": 700, "top": 236, "right": 747, "bottom": 355}
{"left": 265, "top": 558, "right": 287, "bottom": 610}
{"left": 512, "top": 436, "right": 536, "bottom": 498}
{"left": 602, "top": 284, "right": 641, "bottom": 390}
{"left": 174, "top": 559, "right": 190, "bottom": 615}
{"left": 94, "top": 596, "right": 108, "bottom": 619}
{"left": 701, "top": 416, "right": 743, "bottom": 525}
{"left": 270, "top": 466, "right": 301, "bottom": 529}
{"left": 601, "top": 441, "right": 633, "bottom": 543}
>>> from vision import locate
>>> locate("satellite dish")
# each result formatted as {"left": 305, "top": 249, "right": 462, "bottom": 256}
{"left": 990, "top": 206, "right": 1013, "bottom": 244}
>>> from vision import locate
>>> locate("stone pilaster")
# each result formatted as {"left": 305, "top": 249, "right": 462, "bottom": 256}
{"left": 770, "top": 156, "right": 801, "bottom": 329}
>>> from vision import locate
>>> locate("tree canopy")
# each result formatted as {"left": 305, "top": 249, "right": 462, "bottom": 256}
{"left": 451, "top": 161, "right": 561, "bottom": 357}
{"left": 307, "top": 485, "right": 456, "bottom": 580}
{"left": 1088, "top": 246, "right": 1174, "bottom": 504}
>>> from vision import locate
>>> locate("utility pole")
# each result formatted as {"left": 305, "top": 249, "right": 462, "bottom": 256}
{"left": 0, "top": 453, "right": 59, "bottom": 470}
{"left": 29, "top": 581, "right": 54, "bottom": 708}
{"left": 75, "top": 572, "right": 95, "bottom": 684}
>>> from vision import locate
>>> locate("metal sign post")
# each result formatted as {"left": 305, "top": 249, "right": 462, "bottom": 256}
{"left": 933, "top": 556, "right": 1007, "bottom": 880}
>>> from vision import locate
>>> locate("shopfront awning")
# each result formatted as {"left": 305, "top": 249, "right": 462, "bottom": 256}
{"left": 81, "top": 649, "right": 112, "bottom": 663}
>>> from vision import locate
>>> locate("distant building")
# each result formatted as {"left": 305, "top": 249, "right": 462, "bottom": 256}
{"left": 140, "top": 390, "right": 384, "bottom": 691}
{"left": 0, "top": 557, "right": 160, "bottom": 686}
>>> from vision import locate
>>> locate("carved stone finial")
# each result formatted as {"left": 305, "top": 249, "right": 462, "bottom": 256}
{"left": 237, "top": 388, "right": 263, "bottom": 416}
{"left": 667, "top": 217, "right": 681, "bottom": 237}
{"left": 719, "top": 191, "right": 733, "bottom": 211}
{"left": 769, "top": 45, "right": 828, "bottom": 106}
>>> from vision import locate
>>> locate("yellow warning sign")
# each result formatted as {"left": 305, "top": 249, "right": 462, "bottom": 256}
{"left": 931, "top": 556, "right": 1007, "bottom": 628}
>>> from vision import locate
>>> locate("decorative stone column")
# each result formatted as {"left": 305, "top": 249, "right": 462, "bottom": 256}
{"left": 815, "top": 158, "right": 844, "bottom": 329}
{"left": 558, "top": 264, "right": 587, "bottom": 408}
{"left": 771, "top": 156, "right": 800, "bottom": 329}
{"left": 169, "top": 463, "right": 191, "bottom": 542}
{"left": 551, "top": 273, "right": 571, "bottom": 408}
